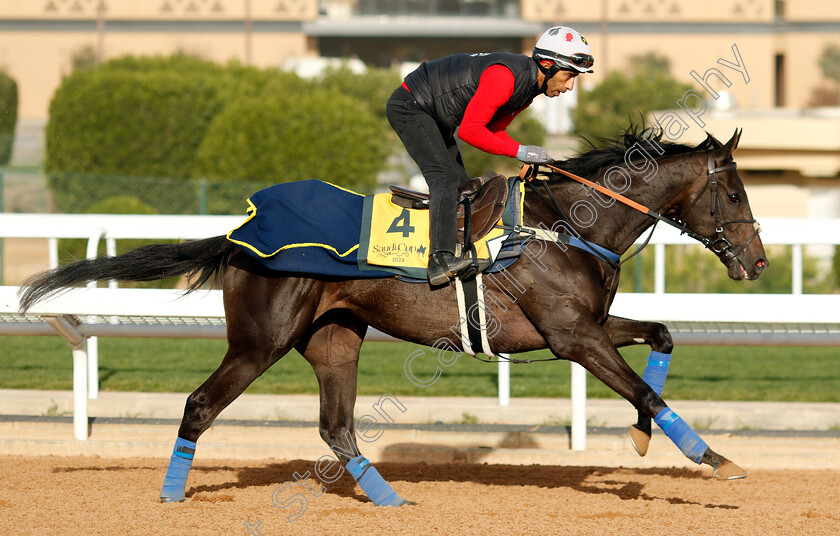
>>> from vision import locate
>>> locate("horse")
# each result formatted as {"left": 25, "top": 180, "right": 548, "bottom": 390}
{"left": 18, "top": 128, "right": 768, "bottom": 505}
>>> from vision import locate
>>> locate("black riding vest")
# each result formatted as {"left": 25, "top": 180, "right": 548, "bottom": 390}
{"left": 403, "top": 52, "right": 541, "bottom": 131}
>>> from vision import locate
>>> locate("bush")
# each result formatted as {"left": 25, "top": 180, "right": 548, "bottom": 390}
{"left": 44, "top": 53, "right": 393, "bottom": 211}
{"left": 317, "top": 64, "right": 402, "bottom": 123}
{"left": 0, "top": 69, "right": 18, "bottom": 166}
{"left": 818, "top": 43, "right": 840, "bottom": 85}
{"left": 45, "top": 56, "right": 232, "bottom": 212}
{"left": 46, "top": 69, "right": 224, "bottom": 179}
{"left": 102, "top": 54, "right": 305, "bottom": 105}
{"left": 194, "top": 88, "right": 388, "bottom": 192}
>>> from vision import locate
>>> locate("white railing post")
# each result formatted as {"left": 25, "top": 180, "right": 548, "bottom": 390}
{"left": 792, "top": 244, "right": 803, "bottom": 295}
{"left": 42, "top": 315, "right": 88, "bottom": 440}
{"left": 72, "top": 346, "right": 89, "bottom": 439}
{"left": 85, "top": 229, "right": 105, "bottom": 400}
{"left": 87, "top": 337, "right": 99, "bottom": 399}
{"left": 497, "top": 354, "right": 510, "bottom": 407}
{"left": 570, "top": 362, "right": 587, "bottom": 450}
{"left": 106, "top": 238, "right": 118, "bottom": 289}
{"left": 654, "top": 242, "right": 666, "bottom": 294}
{"left": 48, "top": 237, "right": 58, "bottom": 269}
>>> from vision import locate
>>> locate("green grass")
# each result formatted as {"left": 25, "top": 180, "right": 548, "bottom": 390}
{"left": 2, "top": 336, "right": 839, "bottom": 402}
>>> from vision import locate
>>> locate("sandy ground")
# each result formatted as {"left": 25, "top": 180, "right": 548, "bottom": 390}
{"left": 2, "top": 455, "right": 839, "bottom": 536}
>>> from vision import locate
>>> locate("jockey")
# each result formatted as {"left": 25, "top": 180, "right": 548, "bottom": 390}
{"left": 386, "top": 26, "right": 594, "bottom": 286}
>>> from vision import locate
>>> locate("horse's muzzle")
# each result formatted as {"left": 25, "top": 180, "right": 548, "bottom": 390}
{"left": 727, "top": 255, "right": 768, "bottom": 281}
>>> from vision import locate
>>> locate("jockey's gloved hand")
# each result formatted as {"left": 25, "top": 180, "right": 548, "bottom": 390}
{"left": 516, "top": 145, "right": 553, "bottom": 164}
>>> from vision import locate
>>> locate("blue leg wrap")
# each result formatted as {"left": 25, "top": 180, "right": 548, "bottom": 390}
{"left": 160, "top": 437, "right": 196, "bottom": 502}
{"left": 654, "top": 408, "right": 708, "bottom": 464}
{"left": 642, "top": 351, "right": 671, "bottom": 396}
{"left": 346, "top": 455, "right": 405, "bottom": 506}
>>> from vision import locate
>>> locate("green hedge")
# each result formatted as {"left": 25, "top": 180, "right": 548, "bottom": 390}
{"left": 194, "top": 88, "right": 387, "bottom": 192}
{"left": 0, "top": 70, "right": 18, "bottom": 166}
{"left": 46, "top": 69, "right": 224, "bottom": 179}
{"left": 44, "top": 55, "right": 285, "bottom": 212}
{"left": 44, "top": 54, "right": 395, "bottom": 212}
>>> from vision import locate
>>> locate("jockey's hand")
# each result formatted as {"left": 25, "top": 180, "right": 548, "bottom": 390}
{"left": 516, "top": 145, "right": 553, "bottom": 164}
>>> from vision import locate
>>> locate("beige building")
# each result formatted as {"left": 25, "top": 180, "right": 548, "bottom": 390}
{"left": 1, "top": 0, "right": 840, "bottom": 216}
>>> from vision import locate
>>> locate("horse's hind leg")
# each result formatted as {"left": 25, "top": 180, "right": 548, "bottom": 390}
{"left": 160, "top": 340, "right": 286, "bottom": 502}
{"left": 296, "top": 312, "right": 410, "bottom": 506}
{"left": 603, "top": 315, "right": 674, "bottom": 457}
{"left": 160, "top": 271, "right": 320, "bottom": 502}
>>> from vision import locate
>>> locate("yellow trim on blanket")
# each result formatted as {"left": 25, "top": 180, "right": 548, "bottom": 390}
{"left": 226, "top": 198, "right": 258, "bottom": 236}
{"left": 325, "top": 181, "right": 365, "bottom": 197}
{"left": 227, "top": 235, "right": 360, "bottom": 259}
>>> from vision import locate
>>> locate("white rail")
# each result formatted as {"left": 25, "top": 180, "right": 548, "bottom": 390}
{"left": 2, "top": 214, "right": 839, "bottom": 447}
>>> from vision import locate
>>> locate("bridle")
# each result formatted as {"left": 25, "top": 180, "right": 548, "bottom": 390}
{"left": 526, "top": 148, "right": 762, "bottom": 266}
{"left": 672, "top": 150, "right": 761, "bottom": 263}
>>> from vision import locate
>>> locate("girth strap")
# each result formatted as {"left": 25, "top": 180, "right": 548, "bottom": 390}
{"left": 454, "top": 273, "right": 494, "bottom": 357}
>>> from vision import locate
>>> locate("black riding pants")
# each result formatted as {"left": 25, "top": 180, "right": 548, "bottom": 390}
{"left": 386, "top": 86, "right": 471, "bottom": 255}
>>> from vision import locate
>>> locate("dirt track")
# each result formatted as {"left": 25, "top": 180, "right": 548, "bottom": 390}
{"left": 2, "top": 455, "right": 839, "bottom": 536}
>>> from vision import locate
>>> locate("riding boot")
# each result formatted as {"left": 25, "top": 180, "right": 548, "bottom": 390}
{"left": 427, "top": 251, "right": 475, "bottom": 286}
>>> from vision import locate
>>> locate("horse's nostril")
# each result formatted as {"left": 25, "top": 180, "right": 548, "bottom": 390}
{"left": 755, "top": 259, "right": 768, "bottom": 271}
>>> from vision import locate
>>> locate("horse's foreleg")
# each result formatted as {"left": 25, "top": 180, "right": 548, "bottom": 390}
{"left": 539, "top": 306, "right": 745, "bottom": 479}
{"left": 602, "top": 315, "right": 674, "bottom": 456}
{"left": 298, "top": 315, "right": 411, "bottom": 506}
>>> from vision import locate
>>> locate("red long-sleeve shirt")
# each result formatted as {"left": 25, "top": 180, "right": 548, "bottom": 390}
{"left": 401, "top": 64, "right": 532, "bottom": 158}
{"left": 457, "top": 64, "right": 532, "bottom": 157}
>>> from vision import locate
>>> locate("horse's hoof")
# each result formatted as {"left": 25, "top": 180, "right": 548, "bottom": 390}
{"left": 714, "top": 461, "right": 747, "bottom": 480}
{"left": 400, "top": 499, "right": 418, "bottom": 506}
{"left": 628, "top": 425, "right": 650, "bottom": 457}
{"left": 160, "top": 496, "right": 185, "bottom": 503}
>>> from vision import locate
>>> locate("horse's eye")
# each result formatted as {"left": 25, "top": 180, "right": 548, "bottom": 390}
{"left": 728, "top": 192, "right": 741, "bottom": 204}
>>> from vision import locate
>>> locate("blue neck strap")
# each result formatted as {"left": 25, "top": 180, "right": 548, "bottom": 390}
{"left": 569, "top": 236, "right": 621, "bottom": 264}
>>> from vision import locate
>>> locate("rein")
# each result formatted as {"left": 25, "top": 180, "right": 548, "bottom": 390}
{"left": 527, "top": 148, "right": 761, "bottom": 264}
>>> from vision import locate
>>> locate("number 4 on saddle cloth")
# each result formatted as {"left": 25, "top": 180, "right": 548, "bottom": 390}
{"left": 226, "top": 175, "right": 525, "bottom": 281}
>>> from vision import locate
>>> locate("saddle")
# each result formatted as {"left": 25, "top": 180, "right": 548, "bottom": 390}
{"left": 389, "top": 172, "right": 509, "bottom": 245}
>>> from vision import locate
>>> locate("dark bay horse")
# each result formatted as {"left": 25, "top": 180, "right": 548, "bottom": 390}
{"left": 19, "top": 129, "right": 768, "bottom": 504}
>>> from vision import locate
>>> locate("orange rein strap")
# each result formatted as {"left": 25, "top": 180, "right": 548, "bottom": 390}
{"left": 544, "top": 164, "right": 652, "bottom": 216}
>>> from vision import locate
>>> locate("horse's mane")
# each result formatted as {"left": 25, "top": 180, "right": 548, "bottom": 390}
{"left": 555, "top": 125, "right": 720, "bottom": 179}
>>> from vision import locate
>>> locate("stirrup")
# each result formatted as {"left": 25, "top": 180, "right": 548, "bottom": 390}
{"left": 428, "top": 252, "right": 474, "bottom": 285}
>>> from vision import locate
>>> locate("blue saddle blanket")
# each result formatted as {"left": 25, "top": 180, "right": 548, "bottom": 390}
{"left": 226, "top": 179, "right": 523, "bottom": 279}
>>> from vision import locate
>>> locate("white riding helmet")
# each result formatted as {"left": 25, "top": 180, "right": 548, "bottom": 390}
{"left": 532, "top": 26, "right": 594, "bottom": 74}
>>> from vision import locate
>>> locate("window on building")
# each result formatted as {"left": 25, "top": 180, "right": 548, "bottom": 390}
{"left": 775, "top": 53, "right": 786, "bottom": 107}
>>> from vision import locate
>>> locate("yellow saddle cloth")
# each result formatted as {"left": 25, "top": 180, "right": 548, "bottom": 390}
{"left": 358, "top": 193, "right": 508, "bottom": 279}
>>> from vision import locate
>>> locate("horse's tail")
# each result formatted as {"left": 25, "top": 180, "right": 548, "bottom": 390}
{"left": 18, "top": 235, "right": 236, "bottom": 313}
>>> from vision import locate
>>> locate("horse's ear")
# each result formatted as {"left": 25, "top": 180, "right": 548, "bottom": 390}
{"left": 703, "top": 132, "right": 723, "bottom": 150}
{"left": 721, "top": 129, "right": 742, "bottom": 156}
